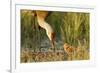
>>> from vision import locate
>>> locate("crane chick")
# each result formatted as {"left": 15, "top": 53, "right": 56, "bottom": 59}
{"left": 63, "top": 43, "right": 76, "bottom": 60}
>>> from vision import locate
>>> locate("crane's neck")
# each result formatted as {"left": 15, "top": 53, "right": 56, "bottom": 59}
{"left": 37, "top": 17, "right": 53, "bottom": 33}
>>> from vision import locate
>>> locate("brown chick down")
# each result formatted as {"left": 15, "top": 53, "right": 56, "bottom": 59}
{"left": 63, "top": 43, "right": 75, "bottom": 55}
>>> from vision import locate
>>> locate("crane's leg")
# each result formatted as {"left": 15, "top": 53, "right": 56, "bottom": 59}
{"left": 51, "top": 40, "right": 55, "bottom": 52}
{"left": 51, "top": 32, "right": 55, "bottom": 52}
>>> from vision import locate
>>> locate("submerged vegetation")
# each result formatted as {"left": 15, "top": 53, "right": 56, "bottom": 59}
{"left": 20, "top": 10, "right": 90, "bottom": 63}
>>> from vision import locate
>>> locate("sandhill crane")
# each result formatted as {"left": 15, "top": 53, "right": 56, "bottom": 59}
{"left": 32, "top": 11, "right": 55, "bottom": 51}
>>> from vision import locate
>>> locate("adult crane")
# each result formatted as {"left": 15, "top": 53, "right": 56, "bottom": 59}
{"left": 32, "top": 10, "right": 55, "bottom": 51}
